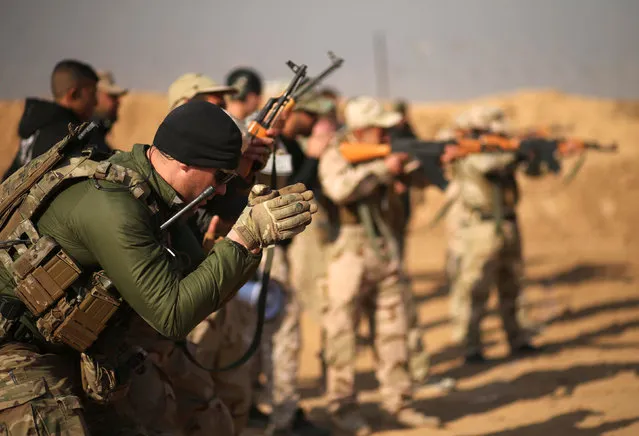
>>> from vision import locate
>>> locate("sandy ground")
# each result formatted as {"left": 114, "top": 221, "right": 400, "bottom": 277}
{"left": 1, "top": 90, "right": 638, "bottom": 435}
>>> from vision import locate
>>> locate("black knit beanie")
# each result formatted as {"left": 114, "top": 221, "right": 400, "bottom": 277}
{"left": 153, "top": 100, "right": 243, "bottom": 169}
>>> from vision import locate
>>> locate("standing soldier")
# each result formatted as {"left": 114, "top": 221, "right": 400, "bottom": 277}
{"left": 385, "top": 99, "right": 431, "bottom": 385}
{"left": 447, "top": 105, "right": 540, "bottom": 364}
{"left": 253, "top": 91, "right": 335, "bottom": 436}
{"left": 318, "top": 96, "right": 441, "bottom": 435}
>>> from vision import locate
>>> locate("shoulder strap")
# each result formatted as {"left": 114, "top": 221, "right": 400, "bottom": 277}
{"left": 0, "top": 156, "right": 156, "bottom": 248}
{"left": 0, "top": 123, "right": 96, "bottom": 228}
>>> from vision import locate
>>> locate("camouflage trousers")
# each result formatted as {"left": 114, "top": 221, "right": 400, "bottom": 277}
{"left": 363, "top": 277, "right": 430, "bottom": 383}
{"left": 288, "top": 207, "right": 331, "bottom": 324}
{"left": 450, "top": 216, "right": 531, "bottom": 355}
{"left": 118, "top": 317, "right": 234, "bottom": 436}
{"left": 186, "top": 300, "right": 252, "bottom": 435}
{"left": 0, "top": 343, "right": 90, "bottom": 436}
{"left": 444, "top": 194, "right": 465, "bottom": 284}
{"left": 324, "top": 225, "right": 412, "bottom": 414}
{"left": 0, "top": 342, "right": 148, "bottom": 436}
{"left": 252, "top": 244, "right": 301, "bottom": 429}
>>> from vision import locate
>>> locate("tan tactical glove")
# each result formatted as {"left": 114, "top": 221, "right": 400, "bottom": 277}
{"left": 248, "top": 182, "right": 309, "bottom": 205}
{"left": 233, "top": 183, "right": 318, "bottom": 250}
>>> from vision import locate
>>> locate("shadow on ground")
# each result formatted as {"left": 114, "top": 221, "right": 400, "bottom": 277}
{"left": 478, "top": 409, "right": 639, "bottom": 436}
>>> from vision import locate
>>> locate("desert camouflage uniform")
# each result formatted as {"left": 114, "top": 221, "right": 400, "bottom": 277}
{"left": 116, "top": 317, "right": 235, "bottom": 436}
{"left": 361, "top": 187, "right": 430, "bottom": 383}
{"left": 288, "top": 195, "right": 334, "bottom": 325}
{"left": 434, "top": 128, "right": 464, "bottom": 284}
{"left": 449, "top": 152, "right": 531, "bottom": 355}
{"left": 187, "top": 300, "right": 251, "bottom": 435}
{"left": 444, "top": 179, "right": 464, "bottom": 283}
{"left": 318, "top": 144, "right": 412, "bottom": 415}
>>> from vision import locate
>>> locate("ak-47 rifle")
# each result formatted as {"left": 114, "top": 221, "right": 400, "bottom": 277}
{"left": 460, "top": 129, "right": 618, "bottom": 176}
{"left": 339, "top": 139, "right": 452, "bottom": 191}
{"left": 226, "top": 62, "right": 309, "bottom": 371}
{"left": 292, "top": 51, "right": 343, "bottom": 100}
{"left": 235, "top": 61, "right": 308, "bottom": 179}
{"left": 271, "top": 51, "right": 343, "bottom": 126}
{"left": 226, "top": 61, "right": 307, "bottom": 371}
{"left": 442, "top": 127, "right": 617, "bottom": 176}
{"left": 247, "top": 61, "right": 308, "bottom": 139}
{"left": 338, "top": 130, "right": 617, "bottom": 191}
{"left": 517, "top": 131, "right": 618, "bottom": 181}
{"left": 166, "top": 61, "right": 309, "bottom": 372}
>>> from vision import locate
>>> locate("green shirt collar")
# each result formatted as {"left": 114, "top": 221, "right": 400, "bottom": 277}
{"left": 112, "top": 144, "right": 183, "bottom": 209}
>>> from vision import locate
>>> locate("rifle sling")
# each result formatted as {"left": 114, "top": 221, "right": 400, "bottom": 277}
{"left": 427, "top": 194, "right": 458, "bottom": 229}
{"left": 563, "top": 153, "right": 587, "bottom": 185}
{"left": 492, "top": 184, "right": 504, "bottom": 237}
{"left": 178, "top": 148, "right": 277, "bottom": 373}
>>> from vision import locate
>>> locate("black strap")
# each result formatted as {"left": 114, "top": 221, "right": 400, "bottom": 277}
{"left": 179, "top": 148, "right": 277, "bottom": 372}
{"left": 217, "top": 149, "right": 277, "bottom": 371}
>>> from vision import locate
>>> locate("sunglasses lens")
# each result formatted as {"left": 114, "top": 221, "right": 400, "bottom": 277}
{"left": 216, "top": 171, "right": 236, "bottom": 185}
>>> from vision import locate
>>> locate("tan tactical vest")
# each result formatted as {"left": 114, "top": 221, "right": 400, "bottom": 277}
{"left": 0, "top": 124, "right": 157, "bottom": 352}
{"left": 456, "top": 153, "right": 519, "bottom": 218}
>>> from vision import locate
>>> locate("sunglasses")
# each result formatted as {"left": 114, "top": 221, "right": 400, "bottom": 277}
{"left": 215, "top": 169, "right": 237, "bottom": 185}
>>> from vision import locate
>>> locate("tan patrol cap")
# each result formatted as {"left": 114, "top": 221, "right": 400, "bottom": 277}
{"left": 97, "top": 70, "right": 128, "bottom": 96}
{"left": 344, "top": 96, "right": 402, "bottom": 130}
{"left": 294, "top": 91, "right": 335, "bottom": 115}
{"left": 168, "top": 73, "right": 238, "bottom": 110}
{"left": 454, "top": 106, "right": 508, "bottom": 133}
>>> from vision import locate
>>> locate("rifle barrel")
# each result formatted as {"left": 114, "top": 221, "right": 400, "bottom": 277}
{"left": 263, "top": 63, "right": 307, "bottom": 127}
{"left": 294, "top": 53, "right": 344, "bottom": 98}
{"left": 160, "top": 186, "right": 216, "bottom": 231}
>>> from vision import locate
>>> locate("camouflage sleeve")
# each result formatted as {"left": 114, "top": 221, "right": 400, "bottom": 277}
{"left": 318, "top": 145, "right": 393, "bottom": 205}
{"left": 459, "top": 152, "right": 518, "bottom": 174}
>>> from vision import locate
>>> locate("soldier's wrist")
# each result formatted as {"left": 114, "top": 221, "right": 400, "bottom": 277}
{"left": 227, "top": 229, "right": 261, "bottom": 254}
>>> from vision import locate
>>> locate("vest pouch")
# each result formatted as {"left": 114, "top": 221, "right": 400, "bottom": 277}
{"left": 13, "top": 236, "right": 81, "bottom": 316}
{"left": 80, "top": 351, "right": 130, "bottom": 404}
{"left": 52, "top": 272, "right": 121, "bottom": 352}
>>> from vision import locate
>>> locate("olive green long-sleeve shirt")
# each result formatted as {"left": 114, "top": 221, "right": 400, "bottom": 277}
{"left": 31, "top": 144, "right": 261, "bottom": 340}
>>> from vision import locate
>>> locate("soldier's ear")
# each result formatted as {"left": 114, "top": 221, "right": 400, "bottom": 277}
{"left": 177, "top": 161, "right": 190, "bottom": 173}
{"left": 69, "top": 86, "right": 81, "bottom": 101}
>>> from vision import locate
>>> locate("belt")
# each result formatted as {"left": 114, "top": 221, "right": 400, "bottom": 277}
{"left": 478, "top": 212, "right": 517, "bottom": 222}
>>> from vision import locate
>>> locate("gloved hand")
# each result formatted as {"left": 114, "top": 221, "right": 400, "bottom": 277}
{"left": 232, "top": 183, "right": 318, "bottom": 250}
{"left": 248, "top": 182, "right": 309, "bottom": 205}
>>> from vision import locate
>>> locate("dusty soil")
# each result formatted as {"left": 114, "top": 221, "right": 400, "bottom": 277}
{"left": 1, "top": 90, "right": 638, "bottom": 435}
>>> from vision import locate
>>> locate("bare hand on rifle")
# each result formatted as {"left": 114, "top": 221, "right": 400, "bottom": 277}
{"left": 441, "top": 144, "right": 466, "bottom": 163}
{"left": 385, "top": 152, "right": 410, "bottom": 175}
{"left": 306, "top": 117, "right": 337, "bottom": 158}
{"left": 238, "top": 128, "right": 279, "bottom": 178}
